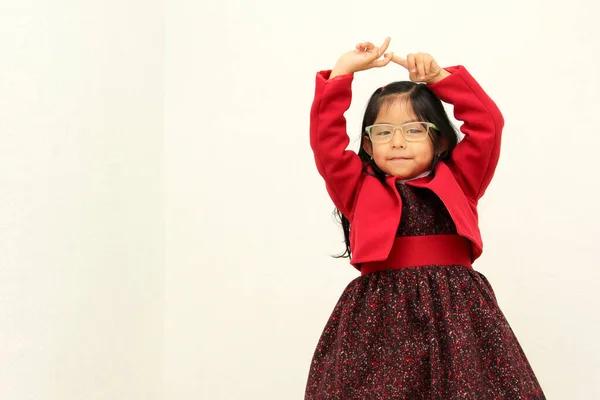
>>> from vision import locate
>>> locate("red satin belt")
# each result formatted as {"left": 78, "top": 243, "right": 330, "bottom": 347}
{"left": 360, "top": 234, "right": 473, "bottom": 276}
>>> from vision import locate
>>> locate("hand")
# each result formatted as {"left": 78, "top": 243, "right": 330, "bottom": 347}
{"left": 391, "top": 52, "right": 449, "bottom": 84}
{"left": 330, "top": 37, "right": 394, "bottom": 79}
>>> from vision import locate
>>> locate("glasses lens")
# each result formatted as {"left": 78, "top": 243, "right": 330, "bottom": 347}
{"left": 369, "top": 125, "right": 394, "bottom": 143}
{"left": 403, "top": 122, "right": 429, "bottom": 141}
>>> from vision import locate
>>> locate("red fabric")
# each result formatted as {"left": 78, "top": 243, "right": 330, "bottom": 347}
{"left": 309, "top": 66, "right": 504, "bottom": 269}
{"left": 360, "top": 235, "right": 473, "bottom": 276}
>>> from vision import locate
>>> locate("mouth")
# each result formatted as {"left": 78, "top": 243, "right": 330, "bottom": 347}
{"left": 389, "top": 157, "right": 411, "bottom": 161}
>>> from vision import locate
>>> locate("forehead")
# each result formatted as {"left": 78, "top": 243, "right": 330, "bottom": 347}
{"left": 375, "top": 97, "right": 417, "bottom": 123}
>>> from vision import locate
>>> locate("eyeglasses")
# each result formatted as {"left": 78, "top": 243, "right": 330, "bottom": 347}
{"left": 365, "top": 122, "right": 438, "bottom": 143}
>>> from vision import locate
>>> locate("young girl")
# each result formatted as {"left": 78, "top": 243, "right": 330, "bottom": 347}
{"left": 305, "top": 37, "right": 546, "bottom": 399}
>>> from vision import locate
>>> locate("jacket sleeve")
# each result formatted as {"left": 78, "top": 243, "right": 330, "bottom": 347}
{"left": 427, "top": 65, "right": 505, "bottom": 201}
{"left": 310, "top": 70, "right": 364, "bottom": 220}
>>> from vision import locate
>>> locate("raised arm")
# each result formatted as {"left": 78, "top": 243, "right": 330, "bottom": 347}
{"left": 310, "top": 72, "right": 363, "bottom": 219}
{"left": 310, "top": 38, "right": 394, "bottom": 219}
{"left": 427, "top": 66, "right": 504, "bottom": 201}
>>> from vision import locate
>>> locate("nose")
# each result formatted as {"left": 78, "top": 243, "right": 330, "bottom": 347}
{"left": 391, "top": 128, "right": 407, "bottom": 148}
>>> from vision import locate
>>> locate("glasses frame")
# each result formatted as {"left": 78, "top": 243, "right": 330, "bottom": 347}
{"left": 364, "top": 122, "right": 439, "bottom": 143}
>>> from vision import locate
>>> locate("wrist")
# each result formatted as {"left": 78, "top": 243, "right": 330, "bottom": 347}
{"left": 330, "top": 61, "right": 355, "bottom": 80}
{"left": 427, "top": 68, "right": 450, "bottom": 84}
{"left": 329, "top": 65, "right": 354, "bottom": 79}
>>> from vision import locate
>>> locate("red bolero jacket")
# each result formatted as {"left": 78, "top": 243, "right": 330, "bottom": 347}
{"left": 310, "top": 65, "right": 504, "bottom": 269}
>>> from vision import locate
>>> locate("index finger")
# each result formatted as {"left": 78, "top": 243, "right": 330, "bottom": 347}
{"left": 391, "top": 54, "right": 408, "bottom": 69}
{"left": 378, "top": 37, "right": 391, "bottom": 56}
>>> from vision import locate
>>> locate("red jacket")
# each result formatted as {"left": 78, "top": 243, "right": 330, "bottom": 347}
{"left": 310, "top": 65, "right": 504, "bottom": 269}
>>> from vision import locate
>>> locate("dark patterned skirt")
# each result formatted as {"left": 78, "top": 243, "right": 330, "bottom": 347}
{"left": 304, "top": 265, "right": 546, "bottom": 399}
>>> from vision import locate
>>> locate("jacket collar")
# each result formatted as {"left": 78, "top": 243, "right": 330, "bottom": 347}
{"left": 384, "top": 169, "right": 434, "bottom": 186}
{"left": 364, "top": 163, "right": 438, "bottom": 186}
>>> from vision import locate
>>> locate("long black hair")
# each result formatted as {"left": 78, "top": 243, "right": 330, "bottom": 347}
{"left": 333, "top": 81, "right": 459, "bottom": 259}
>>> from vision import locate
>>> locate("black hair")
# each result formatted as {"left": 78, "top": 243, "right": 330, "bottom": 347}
{"left": 333, "top": 81, "right": 459, "bottom": 259}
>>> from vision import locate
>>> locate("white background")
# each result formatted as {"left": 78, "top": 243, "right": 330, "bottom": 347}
{"left": 2, "top": 0, "right": 599, "bottom": 399}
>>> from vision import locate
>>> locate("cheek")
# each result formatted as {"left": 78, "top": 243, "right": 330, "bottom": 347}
{"left": 372, "top": 144, "right": 387, "bottom": 160}
{"left": 413, "top": 142, "right": 435, "bottom": 162}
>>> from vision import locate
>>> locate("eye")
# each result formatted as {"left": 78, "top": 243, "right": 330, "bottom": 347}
{"left": 406, "top": 128, "right": 425, "bottom": 135}
{"left": 376, "top": 130, "right": 392, "bottom": 136}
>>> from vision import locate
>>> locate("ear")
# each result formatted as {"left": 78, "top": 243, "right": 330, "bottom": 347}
{"left": 435, "top": 134, "right": 449, "bottom": 157}
{"left": 362, "top": 136, "right": 373, "bottom": 157}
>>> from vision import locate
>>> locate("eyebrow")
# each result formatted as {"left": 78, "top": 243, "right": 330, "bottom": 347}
{"left": 374, "top": 119, "right": 419, "bottom": 124}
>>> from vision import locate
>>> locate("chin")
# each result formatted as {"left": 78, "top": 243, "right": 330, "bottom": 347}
{"left": 379, "top": 159, "right": 431, "bottom": 178}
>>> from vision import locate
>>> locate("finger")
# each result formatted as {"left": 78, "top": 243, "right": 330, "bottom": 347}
{"left": 430, "top": 59, "right": 440, "bottom": 74}
{"left": 357, "top": 42, "right": 375, "bottom": 52}
{"left": 407, "top": 54, "right": 416, "bottom": 74}
{"left": 378, "top": 36, "right": 391, "bottom": 56}
{"left": 424, "top": 55, "right": 431, "bottom": 76}
{"left": 416, "top": 54, "right": 425, "bottom": 79}
{"left": 372, "top": 52, "right": 394, "bottom": 68}
{"left": 391, "top": 54, "right": 408, "bottom": 69}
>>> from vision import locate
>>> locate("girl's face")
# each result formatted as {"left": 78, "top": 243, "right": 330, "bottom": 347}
{"left": 362, "top": 99, "right": 435, "bottom": 179}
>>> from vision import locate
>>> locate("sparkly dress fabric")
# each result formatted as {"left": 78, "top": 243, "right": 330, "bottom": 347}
{"left": 305, "top": 183, "right": 546, "bottom": 399}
